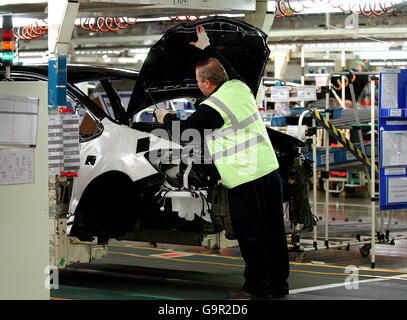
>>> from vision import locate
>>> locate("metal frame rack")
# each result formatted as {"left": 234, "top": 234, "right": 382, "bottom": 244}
{"left": 291, "top": 71, "right": 407, "bottom": 268}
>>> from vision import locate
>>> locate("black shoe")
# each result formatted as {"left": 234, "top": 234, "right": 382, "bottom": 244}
{"left": 268, "top": 289, "right": 289, "bottom": 299}
{"left": 228, "top": 290, "right": 267, "bottom": 300}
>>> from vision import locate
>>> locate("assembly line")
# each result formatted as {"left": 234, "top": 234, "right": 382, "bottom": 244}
{"left": 1, "top": 0, "right": 407, "bottom": 307}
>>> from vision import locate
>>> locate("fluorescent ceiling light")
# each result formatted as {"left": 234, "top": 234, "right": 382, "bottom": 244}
{"left": 128, "top": 48, "right": 149, "bottom": 54}
{"left": 303, "top": 42, "right": 391, "bottom": 50}
{"left": 18, "top": 57, "right": 48, "bottom": 65}
{"left": 1, "top": 0, "right": 46, "bottom": 4}
{"left": 18, "top": 51, "right": 47, "bottom": 57}
{"left": 116, "top": 56, "right": 146, "bottom": 63}
{"left": 0, "top": 16, "right": 47, "bottom": 28}
{"left": 269, "top": 44, "right": 296, "bottom": 50}
{"left": 307, "top": 62, "right": 335, "bottom": 67}
{"left": 74, "top": 49, "right": 121, "bottom": 55}
{"left": 305, "top": 73, "right": 331, "bottom": 77}
{"left": 355, "top": 50, "right": 407, "bottom": 60}
{"left": 370, "top": 61, "right": 407, "bottom": 66}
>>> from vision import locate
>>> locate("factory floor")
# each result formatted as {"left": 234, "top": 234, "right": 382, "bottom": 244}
{"left": 51, "top": 189, "right": 407, "bottom": 301}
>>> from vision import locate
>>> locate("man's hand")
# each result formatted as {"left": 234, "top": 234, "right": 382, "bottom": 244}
{"left": 155, "top": 109, "right": 171, "bottom": 123}
{"left": 189, "top": 26, "right": 210, "bottom": 50}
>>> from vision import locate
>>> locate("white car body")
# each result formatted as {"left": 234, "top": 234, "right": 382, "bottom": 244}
{"left": 69, "top": 117, "right": 183, "bottom": 216}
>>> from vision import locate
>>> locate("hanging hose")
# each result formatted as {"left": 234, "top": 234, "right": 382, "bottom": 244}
{"left": 14, "top": 21, "right": 48, "bottom": 40}
{"left": 15, "top": 16, "right": 140, "bottom": 40}
{"left": 275, "top": 3, "right": 284, "bottom": 18}
{"left": 370, "top": 2, "right": 384, "bottom": 16}
{"left": 350, "top": 70, "right": 356, "bottom": 83}
{"left": 113, "top": 17, "right": 129, "bottom": 29}
{"left": 350, "top": 2, "right": 362, "bottom": 15}
{"left": 104, "top": 17, "right": 118, "bottom": 31}
{"left": 360, "top": 2, "right": 373, "bottom": 16}
{"left": 13, "top": 1, "right": 401, "bottom": 41}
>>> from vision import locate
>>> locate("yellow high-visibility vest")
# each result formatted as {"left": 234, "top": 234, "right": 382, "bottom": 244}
{"left": 204, "top": 79, "right": 279, "bottom": 188}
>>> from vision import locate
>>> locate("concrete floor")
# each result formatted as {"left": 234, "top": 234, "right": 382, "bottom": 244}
{"left": 51, "top": 189, "right": 407, "bottom": 301}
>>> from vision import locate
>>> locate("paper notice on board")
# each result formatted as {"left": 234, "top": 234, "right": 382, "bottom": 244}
{"left": 380, "top": 73, "right": 398, "bottom": 108}
{"left": 269, "top": 86, "right": 290, "bottom": 102}
{"left": 381, "top": 131, "right": 407, "bottom": 167}
{"left": 0, "top": 95, "right": 39, "bottom": 145}
{"left": 286, "top": 125, "right": 307, "bottom": 141}
{"left": 48, "top": 114, "right": 80, "bottom": 175}
{"left": 385, "top": 168, "right": 406, "bottom": 176}
{"left": 388, "top": 177, "right": 407, "bottom": 203}
{"left": 296, "top": 86, "right": 317, "bottom": 101}
{"left": 0, "top": 148, "right": 34, "bottom": 185}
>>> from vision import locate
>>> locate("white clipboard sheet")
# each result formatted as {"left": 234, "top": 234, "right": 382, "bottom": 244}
{"left": 388, "top": 177, "right": 407, "bottom": 203}
{"left": 381, "top": 130, "right": 407, "bottom": 167}
{"left": 380, "top": 71, "right": 399, "bottom": 109}
{"left": 269, "top": 86, "right": 290, "bottom": 102}
{"left": 48, "top": 114, "right": 80, "bottom": 174}
{"left": 0, "top": 95, "right": 39, "bottom": 145}
{"left": 0, "top": 148, "right": 34, "bottom": 185}
{"left": 296, "top": 85, "right": 317, "bottom": 101}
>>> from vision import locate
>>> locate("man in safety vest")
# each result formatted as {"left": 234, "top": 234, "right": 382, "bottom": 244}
{"left": 156, "top": 26, "right": 289, "bottom": 299}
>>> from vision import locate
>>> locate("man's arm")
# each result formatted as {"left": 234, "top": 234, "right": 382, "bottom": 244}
{"left": 162, "top": 104, "right": 224, "bottom": 137}
{"left": 190, "top": 26, "right": 246, "bottom": 84}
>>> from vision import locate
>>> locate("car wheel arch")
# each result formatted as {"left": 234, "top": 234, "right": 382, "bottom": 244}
{"left": 70, "top": 170, "right": 143, "bottom": 241}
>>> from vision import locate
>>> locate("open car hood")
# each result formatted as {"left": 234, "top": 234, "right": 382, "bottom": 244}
{"left": 127, "top": 16, "right": 270, "bottom": 119}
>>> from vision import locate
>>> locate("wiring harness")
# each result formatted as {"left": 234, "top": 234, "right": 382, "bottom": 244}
{"left": 288, "top": 156, "right": 318, "bottom": 232}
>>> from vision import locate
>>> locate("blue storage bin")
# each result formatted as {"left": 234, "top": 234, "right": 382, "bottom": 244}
{"left": 333, "top": 148, "right": 346, "bottom": 163}
{"left": 330, "top": 107, "right": 343, "bottom": 118}
{"left": 271, "top": 116, "right": 287, "bottom": 126}
{"left": 303, "top": 148, "right": 344, "bottom": 166}
{"left": 303, "top": 142, "right": 377, "bottom": 166}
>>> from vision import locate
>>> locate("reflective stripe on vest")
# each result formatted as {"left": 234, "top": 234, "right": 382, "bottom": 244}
{"left": 206, "top": 95, "right": 262, "bottom": 139}
{"left": 203, "top": 80, "right": 279, "bottom": 188}
{"left": 211, "top": 130, "right": 269, "bottom": 161}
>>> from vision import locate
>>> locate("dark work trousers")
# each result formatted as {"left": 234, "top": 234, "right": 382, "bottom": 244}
{"left": 227, "top": 169, "right": 289, "bottom": 297}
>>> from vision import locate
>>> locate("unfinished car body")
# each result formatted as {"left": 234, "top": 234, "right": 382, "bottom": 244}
{"left": 0, "top": 17, "right": 314, "bottom": 248}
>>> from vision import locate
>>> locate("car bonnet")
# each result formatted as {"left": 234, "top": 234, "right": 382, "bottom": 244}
{"left": 127, "top": 16, "right": 270, "bottom": 119}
